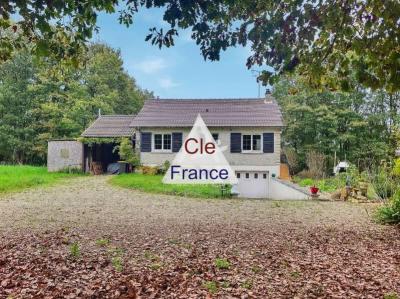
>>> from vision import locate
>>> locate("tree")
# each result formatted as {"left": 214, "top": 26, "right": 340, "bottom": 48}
{"left": 0, "top": 43, "right": 150, "bottom": 164}
{"left": 273, "top": 75, "right": 397, "bottom": 172}
{"left": 1, "top": 1, "right": 399, "bottom": 91}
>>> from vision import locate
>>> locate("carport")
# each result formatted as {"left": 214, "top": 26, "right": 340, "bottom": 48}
{"left": 80, "top": 115, "right": 136, "bottom": 173}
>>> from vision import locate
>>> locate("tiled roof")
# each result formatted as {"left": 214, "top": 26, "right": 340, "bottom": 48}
{"left": 130, "top": 97, "right": 284, "bottom": 127}
{"left": 81, "top": 115, "right": 136, "bottom": 137}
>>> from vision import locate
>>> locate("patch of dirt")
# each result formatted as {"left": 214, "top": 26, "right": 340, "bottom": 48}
{"left": 1, "top": 176, "right": 399, "bottom": 298}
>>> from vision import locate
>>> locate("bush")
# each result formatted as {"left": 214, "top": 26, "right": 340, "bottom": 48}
{"left": 305, "top": 150, "right": 326, "bottom": 179}
{"left": 370, "top": 167, "right": 396, "bottom": 200}
{"left": 157, "top": 160, "right": 170, "bottom": 175}
{"left": 393, "top": 158, "right": 400, "bottom": 177}
{"left": 283, "top": 147, "right": 299, "bottom": 175}
{"left": 375, "top": 190, "right": 400, "bottom": 224}
{"left": 298, "top": 178, "right": 314, "bottom": 187}
{"left": 116, "top": 138, "right": 140, "bottom": 167}
{"left": 140, "top": 166, "right": 158, "bottom": 175}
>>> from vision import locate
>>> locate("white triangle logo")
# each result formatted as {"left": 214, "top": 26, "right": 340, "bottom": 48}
{"left": 163, "top": 114, "right": 238, "bottom": 184}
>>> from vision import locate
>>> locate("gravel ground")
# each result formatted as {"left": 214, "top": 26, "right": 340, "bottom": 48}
{"left": 1, "top": 176, "right": 399, "bottom": 298}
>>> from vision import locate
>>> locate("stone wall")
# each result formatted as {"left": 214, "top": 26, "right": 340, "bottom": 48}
{"left": 47, "top": 140, "right": 83, "bottom": 172}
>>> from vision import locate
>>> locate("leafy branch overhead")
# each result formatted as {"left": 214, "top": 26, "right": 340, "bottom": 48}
{"left": 1, "top": 0, "right": 399, "bottom": 91}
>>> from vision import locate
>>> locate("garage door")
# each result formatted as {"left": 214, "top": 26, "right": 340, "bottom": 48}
{"left": 236, "top": 171, "right": 268, "bottom": 198}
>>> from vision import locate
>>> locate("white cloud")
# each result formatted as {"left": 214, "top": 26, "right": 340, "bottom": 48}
{"left": 159, "top": 77, "right": 179, "bottom": 89}
{"left": 136, "top": 57, "right": 167, "bottom": 74}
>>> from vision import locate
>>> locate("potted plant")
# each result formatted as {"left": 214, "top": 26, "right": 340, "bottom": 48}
{"left": 310, "top": 185, "right": 319, "bottom": 195}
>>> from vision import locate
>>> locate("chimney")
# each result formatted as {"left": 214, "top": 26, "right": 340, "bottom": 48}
{"left": 98, "top": 108, "right": 101, "bottom": 118}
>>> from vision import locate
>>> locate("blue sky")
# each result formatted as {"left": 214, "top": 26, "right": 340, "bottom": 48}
{"left": 94, "top": 9, "right": 267, "bottom": 98}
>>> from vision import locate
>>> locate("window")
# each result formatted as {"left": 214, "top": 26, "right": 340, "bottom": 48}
{"left": 154, "top": 134, "right": 162, "bottom": 150}
{"left": 254, "top": 173, "right": 258, "bottom": 179}
{"left": 263, "top": 173, "right": 267, "bottom": 179}
{"left": 253, "top": 135, "right": 261, "bottom": 151}
{"left": 236, "top": 172, "right": 240, "bottom": 179}
{"left": 242, "top": 135, "right": 252, "bottom": 151}
{"left": 245, "top": 173, "right": 249, "bottom": 179}
{"left": 242, "top": 134, "right": 262, "bottom": 152}
{"left": 163, "top": 134, "right": 171, "bottom": 150}
{"left": 212, "top": 133, "right": 219, "bottom": 143}
{"left": 153, "top": 134, "right": 172, "bottom": 151}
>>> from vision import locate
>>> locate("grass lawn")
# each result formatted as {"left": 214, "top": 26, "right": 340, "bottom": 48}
{"left": 110, "top": 173, "right": 229, "bottom": 199}
{"left": 0, "top": 165, "right": 83, "bottom": 194}
{"left": 294, "top": 177, "right": 344, "bottom": 193}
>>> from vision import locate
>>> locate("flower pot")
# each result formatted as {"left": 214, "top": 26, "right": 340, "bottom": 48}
{"left": 310, "top": 186, "right": 319, "bottom": 194}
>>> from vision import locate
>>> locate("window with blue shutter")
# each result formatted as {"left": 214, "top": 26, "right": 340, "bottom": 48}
{"left": 263, "top": 133, "right": 274, "bottom": 153}
{"left": 230, "top": 133, "right": 242, "bottom": 153}
{"left": 140, "top": 132, "right": 152, "bottom": 152}
{"left": 172, "top": 132, "right": 183, "bottom": 152}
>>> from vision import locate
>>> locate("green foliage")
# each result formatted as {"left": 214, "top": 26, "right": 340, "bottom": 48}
{"left": 384, "top": 293, "right": 399, "bottom": 299}
{"left": 214, "top": 258, "right": 230, "bottom": 270}
{"left": 2, "top": 1, "right": 399, "bottom": 91}
{"left": 296, "top": 176, "right": 345, "bottom": 193}
{"left": 0, "top": 44, "right": 149, "bottom": 164}
{"left": 274, "top": 76, "right": 396, "bottom": 173}
{"left": 370, "top": 166, "right": 397, "bottom": 200}
{"left": 298, "top": 178, "right": 314, "bottom": 188}
{"left": 69, "top": 242, "right": 80, "bottom": 259}
{"left": 109, "top": 173, "right": 230, "bottom": 199}
{"left": 158, "top": 160, "right": 170, "bottom": 175}
{"left": 203, "top": 281, "right": 218, "bottom": 294}
{"left": 111, "top": 256, "right": 124, "bottom": 272}
{"left": 78, "top": 137, "right": 122, "bottom": 146}
{"left": 95, "top": 238, "right": 110, "bottom": 247}
{"left": 57, "top": 166, "right": 85, "bottom": 174}
{"left": 392, "top": 159, "right": 400, "bottom": 177}
{"left": 240, "top": 280, "right": 253, "bottom": 290}
{"left": 375, "top": 190, "right": 400, "bottom": 224}
{"left": 0, "top": 165, "right": 83, "bottom": 194}
{"left": 116, "top": 138, "right": 140, "bottom": 167}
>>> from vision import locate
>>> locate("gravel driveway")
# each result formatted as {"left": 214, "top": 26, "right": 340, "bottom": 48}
{"left": 1, "top": 176, "right": 399, "bottom": 298}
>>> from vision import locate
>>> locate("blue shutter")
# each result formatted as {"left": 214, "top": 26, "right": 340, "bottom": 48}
{"left": 263, "top": 133, "right": 274, "bottom": 153}
{"left": 172, "top": 132, "right": 183, "bottom": 152}
{"left": 140, "top": 132, "right": 152, "bottom": 152}
{"left": 230, "top": 133, "right": 242, "bottom": 153}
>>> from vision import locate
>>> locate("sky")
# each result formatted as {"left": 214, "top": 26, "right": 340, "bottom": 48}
{"left": 94, "top": 9, "right": 268, "bottom": 99}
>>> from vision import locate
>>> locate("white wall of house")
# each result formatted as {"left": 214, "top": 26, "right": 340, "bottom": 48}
{"left": 136, "top": 127, "right": 281, "bottom": 176}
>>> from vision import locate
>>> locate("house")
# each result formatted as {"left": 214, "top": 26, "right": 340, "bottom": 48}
{"left": 130, "top": 98, "right": 307, "bottom": 199}
{"left": 48, "top": 97, "right": 309, "bottom": 199}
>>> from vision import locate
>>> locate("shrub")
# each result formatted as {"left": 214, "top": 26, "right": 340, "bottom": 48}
{"left": 375, "top": 190, "right": 400, "bottom": 224}
{"left": 283, "top": 147, "right": 299, "bottom": 175}
{"left": 393, "top": 158, "right": 400, "bottom": 177}
{"left": 116, "top": 137, "right": 140, "bottom": 167}
{"left": 140, "top": 166, "right": 158, "bottom": 175}
{"left": 157, "top": 160, "right": 170, "bottom": 175}
{"left": 370, "top": 167, "right": 396, "bottom": 200}
{"left": 298, "top": 178, "right": 314, "bottom": 187}
{"left": 305, "top": 150, "right": 326, "bottom": 179}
